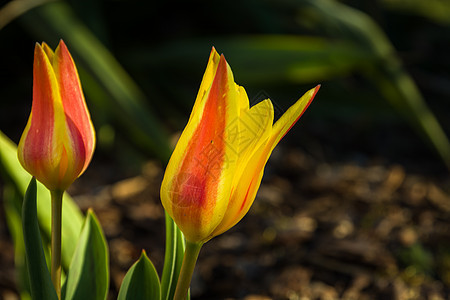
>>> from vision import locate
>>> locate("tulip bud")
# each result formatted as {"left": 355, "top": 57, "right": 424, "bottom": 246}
{"left": 161, "top": 47, "right": 319, "bottom": 243}
{"left": 18, "top": 41, "right": 95, "bottom": 191}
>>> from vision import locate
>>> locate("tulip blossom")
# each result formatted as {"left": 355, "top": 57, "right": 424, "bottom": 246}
{"left": 18, "top": 40, "right": 95, "bottom": 192}
{"left": 161, "top": 48, "right": 319, "bottom": 243}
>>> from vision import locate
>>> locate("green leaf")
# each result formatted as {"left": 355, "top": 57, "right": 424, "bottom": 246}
{"left": 0, "top": 131, "right": 84, "bottom": 271}
{"left": 22, "top": 178, "right": 58, "bottom": 300}
{"left": 63, "top": 209, "right": 109, "bottom": 300}
{"left": 3, "top": 184, "right": 31, "bottom": 300}
{"left": 161, "top": 211, "right": 187, "bottom": 300}
{"left": 118, "top": 250, "right": 161, "bottom": 300}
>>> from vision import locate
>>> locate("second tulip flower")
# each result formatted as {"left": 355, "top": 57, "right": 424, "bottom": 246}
{"left": 161, "top": 48, "right": 319, "bottom": 243}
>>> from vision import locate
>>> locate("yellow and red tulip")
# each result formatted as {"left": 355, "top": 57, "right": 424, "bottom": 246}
{"left": 161, "top": 48, "right": 319, "bottom": 243}
{"left": 18, "top": 40, "right": 95, "bottom": 192}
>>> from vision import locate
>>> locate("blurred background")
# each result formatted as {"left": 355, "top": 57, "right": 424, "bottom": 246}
{"left": 1, "top": 0, "right": 450, "bottom": 299}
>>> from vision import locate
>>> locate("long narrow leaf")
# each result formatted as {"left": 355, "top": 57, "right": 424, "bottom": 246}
{"left": 63, "top": 209, "right": 109, "bottom": 300}
{"left": 22, "top": 178, "right": 58, "bottom": 300}
{"left": 3, "top": 184, "right": 31, "bottom": 300}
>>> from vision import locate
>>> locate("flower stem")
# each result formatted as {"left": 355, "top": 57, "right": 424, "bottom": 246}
{"left": 173, "top": 241, "right": 203, "bottom": 300}
{"left": 50, "top": 190, "right": 63, "bottom": 299}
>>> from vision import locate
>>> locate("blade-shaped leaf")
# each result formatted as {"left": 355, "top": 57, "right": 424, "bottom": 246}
{"left": 3, "top": 184, "right": 31, "bottom": 300}
{"left": 22, "top": 177, "right": 58, "bottom": 300}
{"left": 63, "top": 209, "right": 109, "bottom": 300}
{"left": 118, "top": 250, "right": 161, "bottom": 300}
{"left": 0, "top": 131, "right": 84, "bottom": 271}
{"left": 161, "top": 211, "right": 187, "bottom": 300}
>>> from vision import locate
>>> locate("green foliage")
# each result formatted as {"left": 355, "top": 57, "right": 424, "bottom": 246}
{"left": 62, "top": 209, "right": 109, "bottom": 300}
{"left": 296, "top": 0, "right": 450, "bottom": 168}
{"left": 118, "top": 250, "right": 161, "bottom": 300}
{"left": 22, "top": 178, "right": 58, "bottom": 300}
{"left": 3, "top": 184, "right": 31, "bottom": 300}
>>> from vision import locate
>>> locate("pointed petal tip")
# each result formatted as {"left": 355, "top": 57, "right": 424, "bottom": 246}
{"left": 57, "top": 39, "right": 68, "bottom": 51}
{"left": 219, "top": 53, "right": 227, "bottom": 63}
{"left": 207, "top": 46, "right": 221, "bottom": 66}
{"left": 33, "top": 42, "right": 45, "bottom": 58}
{"left": 209, "top": 46, "right": 219, "bottom": 57}
{"left": 215, "top": 54, "right": 230, "bottom": 79}
{"left": 210, "top": 46, "right": 227, "bottom": 64}
{"left": 34, "top": 42, "right": 44, "bottom": 52}
{"left": 40, "top": 42, "right": 51, "bottom": 51}
{"left": 312, "top": 84, "right": 321, "bottom": 98}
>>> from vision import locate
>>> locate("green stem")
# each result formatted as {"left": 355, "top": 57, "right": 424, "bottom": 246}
{"left": 50, "top": 190, "right": 63, "bottom": 299}
{"left": 173, "top": 241, "right": 203, "bottom": 300}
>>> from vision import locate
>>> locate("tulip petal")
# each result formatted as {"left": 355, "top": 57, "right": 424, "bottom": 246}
{"left": 188, "top": 47, "right": 221, "bottom": 125}
{"left": 161, "top": 54, "right": 240, "bottom": 242}
{"left": 41, "top": 42, "right": 54, "bottom": 61}
{"left": 270, "top": 85, "right": 320, "bottom": 151}
{"left": 211, "top": 86, "right": 320, "bottom": 237}
{"left": 236, "top": 99, "right": 274, "bottom": 163}
{"left": 53, "top": 40, "right": 95, "bottom": 175}
{"left": 18, "top": 43, "right": 68, "bottom": 191}
{"left": 210, "top": 144, "right": 266, "bottom": 238}
{"left": 237, "top": 85, "right": 250, "bottom": 114}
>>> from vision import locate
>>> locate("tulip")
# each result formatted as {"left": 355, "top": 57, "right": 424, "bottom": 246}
{"left": 17, "top": 40, "right": 95, "bottom": 192}
{"left": 17, "top": 40, "right": 95, "bottom": 298}
{"left": 161, "top": 47, "right": 319, "bottom": 244}
{"left": 162, "top": 47, "right": 319, "bottom": 300}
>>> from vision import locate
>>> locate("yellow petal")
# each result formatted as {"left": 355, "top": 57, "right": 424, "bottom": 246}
{"left": 161, "top": 54, "right": 241, "bottom": 242}
{"left": 270, "top": 85, "right": 320, "bottom": 151}
{"left": 41, "top": 42, "right": 54, "bottom": 61}
{"left": 210, "top": 85, "right": 320, "bottom": 237}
